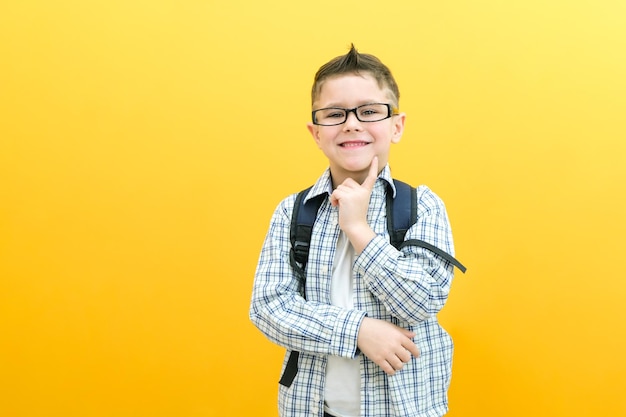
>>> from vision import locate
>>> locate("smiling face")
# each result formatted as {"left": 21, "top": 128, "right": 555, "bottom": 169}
{"left": 307, "top": 73, "right": 405, "bottom": 186}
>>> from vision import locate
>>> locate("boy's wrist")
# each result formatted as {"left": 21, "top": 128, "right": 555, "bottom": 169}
{"left": 345, "top": 224, "right": 376, "bottom": 254}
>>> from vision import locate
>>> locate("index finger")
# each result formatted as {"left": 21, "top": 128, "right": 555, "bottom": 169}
{"left": 361, "top": 156, "right": 379, "bottom": 190}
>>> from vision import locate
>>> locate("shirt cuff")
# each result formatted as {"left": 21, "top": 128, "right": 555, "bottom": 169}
{"left": 355, "top": 234, "right": 395, "bottom": 274}
{"left": 329, "top": 308, "right": 366, "bottom": 358}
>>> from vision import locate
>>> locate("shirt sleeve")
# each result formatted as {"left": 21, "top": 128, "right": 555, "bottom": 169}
{"left": 354, "top": 185, "right": 456, "bottom": 324}
{"left": 249, "top": 195, "right": 366, "bottom": 358}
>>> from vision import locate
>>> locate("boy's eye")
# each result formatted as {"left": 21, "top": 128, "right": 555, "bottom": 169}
{"left": 323, "top": 110, "right": 346, "bottom": 119}
{"left": 359, "top": 106, "right": 382, "bottom": 116}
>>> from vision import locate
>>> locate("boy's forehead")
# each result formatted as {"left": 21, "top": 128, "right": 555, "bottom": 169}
{"left": 314, "top": 73, "right": 393, "bottom": 106}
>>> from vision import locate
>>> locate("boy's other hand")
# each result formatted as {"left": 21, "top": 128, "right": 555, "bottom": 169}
{"left": 357, "top": 317, "right": 420, "bottom": 376}
{"left": 330, "top": 157, "right": 378, "bottom": 253}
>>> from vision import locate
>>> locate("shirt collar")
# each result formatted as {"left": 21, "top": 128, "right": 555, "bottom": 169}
{"left": 303, "top": 164, "right": 396, "bottom": 204}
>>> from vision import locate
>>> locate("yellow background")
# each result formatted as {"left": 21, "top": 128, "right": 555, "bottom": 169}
{"left": 1, "top": 1, "right": 625, "bottom": 416}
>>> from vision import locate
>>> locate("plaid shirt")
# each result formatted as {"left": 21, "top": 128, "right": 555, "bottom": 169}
{"left": 250, "top": 166, "right": 456, "bottom": 417}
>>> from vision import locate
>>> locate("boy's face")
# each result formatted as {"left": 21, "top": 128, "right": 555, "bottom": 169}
{"left": 307, "top": 73, "right": 405, "bottom": 186}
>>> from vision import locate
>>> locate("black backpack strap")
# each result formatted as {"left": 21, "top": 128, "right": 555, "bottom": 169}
{"left": 387, "top": 180, "right": 417, "bottom": 249}
{"left": 388, "top": 180, "right": 467, "bottom": 273}
{"left": 289, "top": 187, "right": 326, "bottom": 280}
{"left": 399, "top": 238, "right": 467, "bottom": 273}
{"left": 278, "top": 350, "right": 300, "bottom": 388}
{"left": 282, "top": 188, "right": 324, "bottom": 389}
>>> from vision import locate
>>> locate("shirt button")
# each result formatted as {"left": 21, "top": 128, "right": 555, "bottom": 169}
{"left": 321, "top": 266, "right": 329, "bottom": 274}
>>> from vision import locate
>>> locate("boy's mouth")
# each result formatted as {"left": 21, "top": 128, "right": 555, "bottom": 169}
{"left": 339, "top": 140, "right": 370, "bottom": 148}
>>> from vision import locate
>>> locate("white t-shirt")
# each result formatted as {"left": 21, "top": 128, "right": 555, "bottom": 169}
{"left": 324, "top": 231, "right": 360, "bottom": 417}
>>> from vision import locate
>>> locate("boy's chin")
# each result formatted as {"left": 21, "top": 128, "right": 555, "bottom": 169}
{"left": 340, "top": 157, "right": 376, "bottom": 170}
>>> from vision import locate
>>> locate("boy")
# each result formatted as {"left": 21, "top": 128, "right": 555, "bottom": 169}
{"left": 250, "top": 45, "right": 459, "bottom": 417}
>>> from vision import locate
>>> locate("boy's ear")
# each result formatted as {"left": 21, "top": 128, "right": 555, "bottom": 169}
{"left": 391, "top": 112, "right": 406, "bottom": 144}
{"left": 307, "top": 122, "right": 322, "bottom": 147}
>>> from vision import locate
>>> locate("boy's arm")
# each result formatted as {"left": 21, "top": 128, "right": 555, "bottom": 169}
{"left": 249, "top": 196, "right": 365, "bottom": 358}
{"left": 355, "top": 186, "right": 456, "bottom": 325}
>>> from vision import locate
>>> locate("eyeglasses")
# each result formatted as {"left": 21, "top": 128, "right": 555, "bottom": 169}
{"left": 311, "top": 103, "right": 398, "bottom": 126}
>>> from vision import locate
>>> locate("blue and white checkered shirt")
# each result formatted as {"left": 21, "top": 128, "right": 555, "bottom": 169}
{"left": 250, "top": 165, "right": 456, "bottom": 417}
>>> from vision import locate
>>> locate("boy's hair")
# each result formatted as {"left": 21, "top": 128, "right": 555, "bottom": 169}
{"left": 311, "top": 44, "right": 400, "bottom": 107}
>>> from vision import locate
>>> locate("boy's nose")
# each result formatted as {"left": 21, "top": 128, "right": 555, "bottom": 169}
{"left": 343, "top": 111, "right": 363, "bottom": 130}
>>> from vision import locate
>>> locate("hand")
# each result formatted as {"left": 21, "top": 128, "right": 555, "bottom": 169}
{"left": 357, "top": 317, "right": 420, "bottom": 376}
{"left": 329, "top": 157, "right": 378, "bottom": 253}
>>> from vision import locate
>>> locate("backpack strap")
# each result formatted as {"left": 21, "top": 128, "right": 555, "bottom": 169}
{"left": 278, "top": 350, "right": 300, "bottom": 388}
{"left": 289, "top": 187, "right": 326, "bottom": 281}
{"left": 400, "top": 238, "right": 467, "bottom": 273}
{"left": 388, "top": 180, "right": 467, "bottom": 273}
{"left": 282, "top": 188, "right": 325, "bottom": 389}
{"left": 388, "top": 179, "right": 417, "bottom": 249}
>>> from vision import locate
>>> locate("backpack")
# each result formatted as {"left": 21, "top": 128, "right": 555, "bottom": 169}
{"left": 289, "top": 179, "right": 466, "bottom": 279}
{"left": 279, "top": 179, "right": 466, "bottom": 388}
